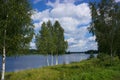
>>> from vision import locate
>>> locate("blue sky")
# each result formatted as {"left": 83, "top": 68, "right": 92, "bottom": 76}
{"left": 30, "top": 0, "right": 98, "bottom": 52}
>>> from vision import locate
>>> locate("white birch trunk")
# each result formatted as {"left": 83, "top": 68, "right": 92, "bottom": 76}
{"left": 51, "top": 55, "right": 54, "bottom": 66}
{"left": 1, "top": 47, "right": 6, "bottom": 80}
{"left": 110, "top": 49, "right": 113, "bottom": 65}
{"left": 1, "top": 30, "right": 6, "bottom": 80}
{"left": 55, "top": 55, "right": 58, "bottom": 65}
{"left": 46, "top": 55, "right": 49, "bottom": 66}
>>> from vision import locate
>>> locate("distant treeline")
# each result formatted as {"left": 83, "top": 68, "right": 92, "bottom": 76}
{"left": 84, "top": 50, "right": 98, "bottom": 54}
{"left": 29, "top": 49, "right": 98, "bottom": 54}
{"left": 29, "top": 49, "right": 69, "bottom": 54}
{"left": 66, "top": 50, "right": 98, "bottom": 54}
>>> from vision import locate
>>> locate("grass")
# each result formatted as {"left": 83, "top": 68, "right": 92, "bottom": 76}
{"left": 3, "top": 57, "right": 120, "bottom": 80}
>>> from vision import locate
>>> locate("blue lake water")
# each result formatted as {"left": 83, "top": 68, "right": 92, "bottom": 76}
{"left": 0, "top": 53, "right": 97, "bottom": 72}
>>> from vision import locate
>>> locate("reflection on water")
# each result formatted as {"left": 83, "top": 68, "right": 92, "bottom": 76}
{"left": 0, "top": 53, "right": 97, "bottom": 72}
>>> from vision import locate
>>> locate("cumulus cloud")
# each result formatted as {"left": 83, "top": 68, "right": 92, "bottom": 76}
{"left": 46, "top": 0, "right": 83, "bottom": 7}
{"left": 30, "top": 42, "right": 36, "bottom": 49}
{"left": 31, "top": 9, "right": 50, "bottom": 21}
{"left": 33, "top": 0, "right": 42, "bottom": 4}
{"left": 115, "top": 0, "right": 120, "bottom": 2}
{"left": 31, "top": 0, "right": 97, "bottom": 51}
{"left": 66, "top": 26, "right": 97, "bottom": 52}
{"left": 88, "top": 36, "right": 96, "bottom": 41}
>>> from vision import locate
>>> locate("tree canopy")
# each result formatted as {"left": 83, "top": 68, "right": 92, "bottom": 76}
{"left": 89, "top": 0, "right": 120, "bottom": 57}
{"left": 0, "top": 0, "right": 34, "bottom": 55}
{"left": 0, "top": 0, "right": 34, "bottom": 80}
{"left": 36, "top": 20, "right": 68, "bottom": 55}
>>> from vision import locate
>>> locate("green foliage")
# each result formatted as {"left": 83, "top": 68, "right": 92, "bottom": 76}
{"left": 117, "top": 53, "right": 120, "bottom": 59}
{"left": 89, "top": 0, "right": 120, "bottom": 57}
{"left": 0, "top": 0, "right": 34, "bottom": 80}
{"left": 36, "top": 22, "right": 49, "bottom": 55}
{"left": 97, "top": 53, "right": 109, "bottom": 61}
{"left": 46, "top": 20, "right": 56, "bottom": 55}
{"left": 53, "top": 21, "right": 68, "bottom": 55}
{"left": 36, "top": 20, "right": 68, "bottom": 55}
{"left": 88, "top": 53, "right": 94, "bottom": 59}
{"left": 4, "top": 58, "right": 120, "bottom": 80}
{"left": 97, "top": 53, "right": 120, "bottom": 66}
{"left": 85, "top": 50, "right": 98, "bottom": 54}
{"left": 0, "top": 0, "right": 34, "bottom": 55}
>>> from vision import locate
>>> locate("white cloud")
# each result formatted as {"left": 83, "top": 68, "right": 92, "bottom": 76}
{"left": 33, "top": 0, "right": 41, "bottom": 4}
{"left": 31, "top": 0, "right": 97, "bottom": 51}
{"left": 67, "top": 38, "right": 75, "bottom": 43}
{"left": 70, "top": 40, "right": 87, "bottom": 48}
{"left": 30, "top": 42, "right": 36, "bottom": 49}
{"left": 64, "top": 0, "right": 83, "bottom": 3}
{"left": 31, "top": 9, "right": 50, "bottom": 21}
{"left": 88, "top": 36, "right": 96, "bottom": 41}
{"left": 63, "top": 0, "right": 76, "bottom": 3}
{"left": 115, "top": 0, "right": 120, "bottom": 2}
{"left": 59, "top": 17, "right": 79, "bottom": 33}
{"left": 66, "top": 26, "right": 97, "bottom": 52}
{"left": 47, "top": 0, "right": 60, "bottom": 7}
{"left": 46, "top": 0, "right": 83, "bottom": 7}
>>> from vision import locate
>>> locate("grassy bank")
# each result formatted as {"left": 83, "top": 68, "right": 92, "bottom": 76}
{"left": 4, "top": 58, "right": 120, "bottom": 80}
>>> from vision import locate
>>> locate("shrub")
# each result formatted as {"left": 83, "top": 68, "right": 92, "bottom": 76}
{"left": 117, "top": 53, "right": 120, "bottom": 59}
{"left": 89, "top": 53, "right": 94, "bottom": 59}
{"left": 97, "top": 53, "right": 111, "bottom": 66}
{"left": 97, "top": 53, "right": 109, "bottom": 61}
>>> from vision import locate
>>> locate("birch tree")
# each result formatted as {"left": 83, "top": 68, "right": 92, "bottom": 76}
{"left": 53, "top": 21, "right": 68, "bottom": 65}
{"left": 89, "top": 0, "right": 120, "bottom": 63}
{"left": 0, "top": 0, "right": 34, "bottom": 80}
{"left": 36, "top": 20, "right": 68, "bottom": 66}
{"left": 36, "top": 22, "right": 50, "bottom": 66}
{"left": 46, "top": 20, "right": 56, "bottom": 65}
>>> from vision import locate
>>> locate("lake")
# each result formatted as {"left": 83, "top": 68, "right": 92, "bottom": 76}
{"left": 0, "top": 53, "right": 97, "bottom": 72}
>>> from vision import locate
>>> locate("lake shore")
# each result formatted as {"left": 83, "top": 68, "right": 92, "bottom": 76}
{"left": 4, "top": 58, "right": 120, "bottom": 80}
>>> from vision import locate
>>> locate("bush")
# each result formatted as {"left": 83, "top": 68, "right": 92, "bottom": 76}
{"left": 117, "top": 53, "right": 120, "bottom": 59}
{"left": 97, "top": 53, "right": 120, "bottom": 66}
{"left": 97, "top": 53, "right": 111, "bottom": 66}
{"left": 112, "top": 57, "right": 120, "bottom": 66}
{"left": 88, "top": 53, "right": 94, "bottom": 59}
{"left": 97, "top": 53, "right": 109, "bottom": 61}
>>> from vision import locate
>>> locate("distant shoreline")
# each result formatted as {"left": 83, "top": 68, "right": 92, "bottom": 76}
{"left": 66, "top": 51, "right": 98, "bottom": 54}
